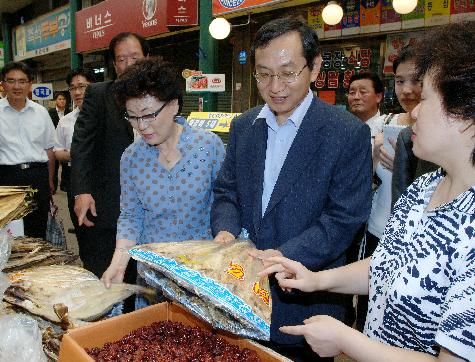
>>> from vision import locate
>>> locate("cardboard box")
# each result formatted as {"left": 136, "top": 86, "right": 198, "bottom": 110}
{"left": 59, "top": 302, "right": 289, "bottom": 361}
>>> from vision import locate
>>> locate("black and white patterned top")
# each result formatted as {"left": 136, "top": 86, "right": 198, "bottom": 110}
{"left": 365, "top": 169, "right": 475, "bottom": 360}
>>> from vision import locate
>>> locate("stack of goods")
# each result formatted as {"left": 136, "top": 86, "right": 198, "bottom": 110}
{"left": 0, "top": 186, "right": 36, "bottom": 228}
{"left": 130, "top": 239, "right": 272, "bottom": 340}
{"left": 4, "top": 237, "right": 78, "bottom": 272}
{"left": 86, "top": 320, "right": 261, "bottom": 362}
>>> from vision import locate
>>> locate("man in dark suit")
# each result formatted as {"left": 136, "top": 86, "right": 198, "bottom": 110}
{"left": 70, "top": 32, "right": 149, "bottom": 283}
{"left": 49, "top": 92, "right": 69, "bottom": 192}
{"left": 211, "top": 18, "right": 372, "bottom": 361}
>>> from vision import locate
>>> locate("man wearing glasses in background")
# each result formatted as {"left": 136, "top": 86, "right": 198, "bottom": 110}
{"left": 70, "top": 33, "right": 149, "bottom": 294}
{"left": 0, "top": 61, "right": 56, "bottom": 239}
{"left": 211, "top": 18, "right": 372, "bottom": 361}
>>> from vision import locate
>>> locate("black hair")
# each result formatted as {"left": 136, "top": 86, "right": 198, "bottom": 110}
{"left": 66, "top": 68, "right": 95, "bottom": 86}
{"left": 251, "top": 18, "right": 320, "bottom": 70}
{"left": 392, "top": 45, "right": 415, "bottom": 74}
{"left": 112, "top": 57, "right": 183, "bottom": 113}
{"left": 53, "top": 91, "right": 67, "bottom": 100}
{"left": 348, "top": 71, "right": 384, "bottom": 95}
{"left": 1, "top": 61, "right": 33, "bottom": 81}
{"left": 109, "top": 32, "right": 150, "bottom": 60}
{"left": 413, "top": 21, "right": 475, "bottom": 164}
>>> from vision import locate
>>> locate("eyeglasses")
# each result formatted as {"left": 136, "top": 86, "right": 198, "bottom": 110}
{"left": 124, "top": 102, "right": 168, "bottom": 128}
{"left": 4, "top": 78, "right": 30, "bottom": 85}
{"left": 68, "top": 84, "right": 88, "bottom": 92}
{"left": 254, "top": 64, "right": 308, "bottom": 85}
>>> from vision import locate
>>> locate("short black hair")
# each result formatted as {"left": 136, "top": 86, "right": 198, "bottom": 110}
{"left": 414, "top": 21, "right": 475, "bottom": 164}
{"left": 53, "top": 92, "right": 67, "bottom": 100}
{"left": 251, "top": 18, "right": 320, "bottom": 70}
{"left": 392, "top": 45, "right": 415, "bottom": 74}
{"left": 66, "top": 68, "right": 95, "bottom": 86}
{"left": 112, "top": 57, "right": 183, "bottom": 113}
{"left": 1, "top": 61, "right": 33, "bottom": 81}
{"left": 348, "top": 71, "right": 384, "bottom": 95}
{"left": 109, "top": 32, "right": 150, "bottom": 60}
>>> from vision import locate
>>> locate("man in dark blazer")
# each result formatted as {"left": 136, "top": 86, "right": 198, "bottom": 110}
{"left": 70, "top": 32, "right": 149, "bottom": 284}
{"left": 211, "top": 18, "right": 372, "bottom": 361}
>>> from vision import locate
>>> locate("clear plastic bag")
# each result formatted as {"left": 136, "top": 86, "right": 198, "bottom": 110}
{"left": 130, "top": 239, "right": 271, "bottom": 340}
{"left": 0, "top": 314, "right": 47, "bottom": 362}
{"left": 0, "top": 227, "right": 12, "bottom": 271}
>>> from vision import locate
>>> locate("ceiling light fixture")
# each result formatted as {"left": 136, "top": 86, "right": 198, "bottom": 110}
{"left": 322, "top": 1, "right": 344, "bottom": 26}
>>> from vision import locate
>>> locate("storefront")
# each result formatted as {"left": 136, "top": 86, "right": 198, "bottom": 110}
{"left": 212, "top": 0, "right": 475, "bottom": 113}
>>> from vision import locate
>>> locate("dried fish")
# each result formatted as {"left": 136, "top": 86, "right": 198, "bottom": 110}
{"left": 4, "top": 237, "right": 79, "bottom": 272}
{"left": 4, "top": 265, "right": 151, "bottom": 323}
{"left": 0, "top": 186, "right": 36, "bottom": 228}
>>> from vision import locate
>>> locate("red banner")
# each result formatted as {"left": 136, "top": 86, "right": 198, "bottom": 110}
{"left": 76, "top": 0, "right": 168, "bottom": 53}
{"left": 212, "top": 0, "right": 285, "bottom": 16}
{"left": 167, "top": 0, "right": 198, "bottom": 26}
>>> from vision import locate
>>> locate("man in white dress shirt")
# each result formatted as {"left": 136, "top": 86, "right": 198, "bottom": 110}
{"left": 0, "top": 61, "right": 56, "bottom": 239}
{"left": 54, "top": 68, "right": 94, "bottom": 236}
{"left": 347, "top": 72, "right": 384, "bottom": 137}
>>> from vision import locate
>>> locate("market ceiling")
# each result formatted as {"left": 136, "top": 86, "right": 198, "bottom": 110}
{"left": 0, "top": 0, "right": 35, "bottom": 14}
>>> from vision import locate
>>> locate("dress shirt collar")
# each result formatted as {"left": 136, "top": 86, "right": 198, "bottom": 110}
{"left": 253, "top": 89, "right": 313, "bottom": 130}
{"left": 0, "top": 97, "right": 35, "bottom": 112}
{"left": 365, "top": 110, "right": 381, "bottom": 128}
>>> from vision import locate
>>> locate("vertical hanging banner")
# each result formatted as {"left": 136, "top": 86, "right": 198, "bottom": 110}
{"left": 402, "top": 0, "right": 425, "bottom": 28}
{"left": 307, "top": 5, "right": 325, "bottom": 39}
{"left": 167, "top": 0, "right": 198, "bottom": 26}
{"left": 383, "top": 31, "right": 425, "bottom": 74}
{"left": 380, "top": 0, "right": 401, "bottom": 30}
{"left": 212, "top": 0, "right": 285, "bottom": 16}
{"left": 341, "top": 0, "right": 360, "bottom": 36}
{"left": 13, "top": 5, "right": 71, "bottom": 61}
{"left": 425, "top": 0, "right": 450, "bottom": 26}
{"left": 360, "top": 0, "right": 381, "bottom": 33}
{"left": 76, "top": 0, "right": 168, "bottom": 53}
{"left": 0, "top": 41, "right": 4, "bottom": 68}
{"left": 450, "top": 0, "right": 475, "bottom": 21}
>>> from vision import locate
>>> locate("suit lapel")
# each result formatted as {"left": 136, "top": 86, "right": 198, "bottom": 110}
{"left": 251, "top": 117, "right": 268, "bottom": 232}
{"left": 106, "top": 81, "right": 134, "bottom": 138}
{"left": 263, "top": 97, "right": 326, "bottom": 217}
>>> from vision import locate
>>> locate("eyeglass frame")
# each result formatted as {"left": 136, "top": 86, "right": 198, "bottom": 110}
{"left": 124, "top": 102, "right": 168, "bottom": 128}
{"left": 253, "top": 64, "right": 308, "bottom": 85}
{"left": 68, "top": 84, "right": 88, "bottom": 93}
{"left": 3, "top": 78, "right": 31, "bottom": 86}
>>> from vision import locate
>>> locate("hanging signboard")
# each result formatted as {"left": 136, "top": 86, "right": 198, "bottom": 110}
{"left": 402, "top": 0, "right": 425, "bottom": 28}
{"left": 341, "top": 0, "right": 360, "bottom": 36}
{"left": 32, "top": 84, "right": 54, "bottom": 101}
{"left": 425, "top": 0, "right": 451, "bottom": 26}
{"left": 167, "top": 0, "right": 198, "bottom": 26}
{"left": 450, "top": 0, "right": 475, "bottom": 21}
{"left": 360, "top": 0, "right": 381, "bottom": 33}
{"left": 186, "top": 74, "right": 226, "bottom": 92}
{"left": 0, "top": 41, "right": 4, "bottom": 68}
{"left": 187, "top": 112, "right": 241, "bottom": 133}
{"left": 212, "top": 0, "right": 285, "bottom": 16}
{"left": 383, "top": 31, "right": 425, "bottom": 74}
{"left": 13, "top": 6, "right": 70, "bottom": 61}
{"left": 380, "top": 0, "right": 401, "bottom": 31}
{"left": 76, "top": 0, "right": 168, "bottom": 53}
{"left": 307, "top": 5, "right": 325, "bottom": 39}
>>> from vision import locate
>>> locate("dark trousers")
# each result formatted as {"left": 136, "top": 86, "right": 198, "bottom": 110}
{"left": 0, "top": 163, "right": 50, "bottom": 239}
{"left": 260, "top": 340, "right": 333, "bottom": 362}
{"left": 60, "top": 163, "right": 70, "bottom": 192}
{"left": 356, "top": 230, "right": 380, "bottom": 331}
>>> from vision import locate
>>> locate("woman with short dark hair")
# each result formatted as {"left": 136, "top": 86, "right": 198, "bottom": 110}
{"left": 101, "top": 58, "right": 225, "bottom": 294}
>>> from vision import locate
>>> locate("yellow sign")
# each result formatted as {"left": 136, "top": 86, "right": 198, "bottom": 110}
{"left": 187, "top": 112, "right": 241, "bottom": 133}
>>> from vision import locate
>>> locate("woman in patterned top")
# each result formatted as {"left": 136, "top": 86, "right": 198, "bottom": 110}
{"left": 259, "top": 22, "right": 475, "bottom": 362}
{"left": 101, "top": 58, "right": 225, "bottom": 288}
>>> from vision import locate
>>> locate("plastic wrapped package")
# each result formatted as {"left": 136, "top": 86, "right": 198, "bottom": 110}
{"left": 0, "top": 314, "right": 47, "bottom": 362}
{"left": 0, "top": 227, "right": 13, "bottom": 271}
{"left": 130, "top": 239, "right": 271, "bottom": 340}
